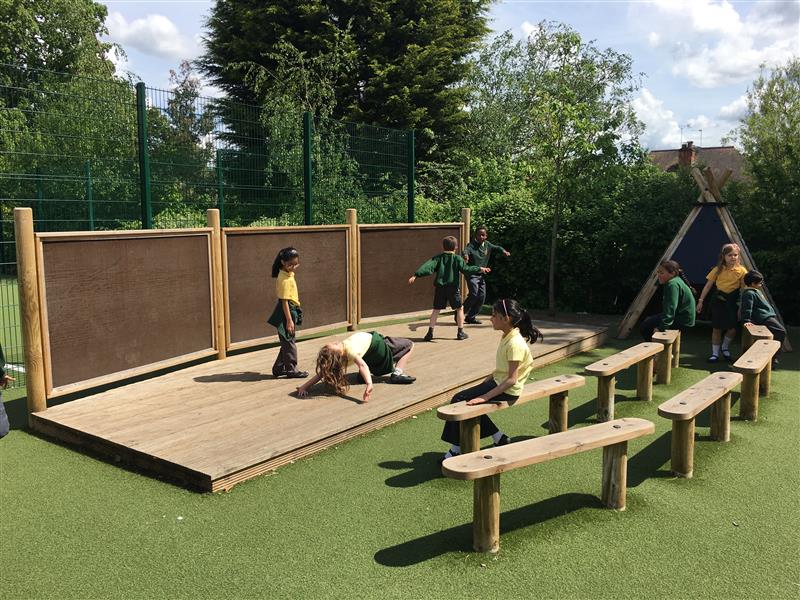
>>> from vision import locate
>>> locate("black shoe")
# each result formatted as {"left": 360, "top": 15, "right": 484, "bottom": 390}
{"left": 465, "top": 317, "right": 481, "bottom": 325}
{"left": 438, "top": 451, "right": 459, "bottom": 465}
{"left": 389, "top": 373, "right": 416, "bottom": 384}
{"left": 721, "top": 349, "right": 733, "bottom": 361}
{"left": 707, "top": 354, "right": 719, "bottom": 363}
{"left": 423, "top": 330, "right": 434, "bottom": 342}
{"left": 494, "top": 434, "right": 511, "bottom": 447}
{"left": 285, "top": 371, "right": 309, "bottom": 379}
{"left": 456, "top": 330, "right": 469, "bottom": 340}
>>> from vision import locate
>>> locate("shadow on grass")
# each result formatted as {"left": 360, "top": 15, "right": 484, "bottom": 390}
{"left": 379, "top": 452, "right": 445, "bottom": 487}
{"left": 374, "top": 493, "right": 600, "bottom": 566}
{"left": 628, "top": 431, "right": 672, "bottom": 486}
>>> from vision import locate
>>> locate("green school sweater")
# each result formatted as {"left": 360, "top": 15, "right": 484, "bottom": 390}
{"left": 463, "top": 240, "right": 507, "bottom": 269}
{"left": 414, "top": 252, "right": 482, "bottom": 287}
{"left": 659, "top": 276, "right": 696, "bottom": 331}
{"left": 740, "top": 288, "right": 776, "bottom": 323}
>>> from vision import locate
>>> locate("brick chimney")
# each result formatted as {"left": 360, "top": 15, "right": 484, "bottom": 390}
{"left": 678, "top": 141, "right": 696, "bottom": 167}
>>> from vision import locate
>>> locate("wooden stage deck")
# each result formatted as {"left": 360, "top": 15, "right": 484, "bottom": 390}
{"left": 31, "top": 318, "right": 608, "bottom": 492}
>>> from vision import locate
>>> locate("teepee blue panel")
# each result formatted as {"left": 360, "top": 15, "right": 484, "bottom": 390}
{"left": 670, "top": 205, "right": 731, "bottom": 283}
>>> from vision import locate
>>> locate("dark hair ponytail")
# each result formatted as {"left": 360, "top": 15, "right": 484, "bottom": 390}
{"left": 271, "top": 247, "right": 299, "bottom": 278}
{"left": 660, "top": 259, "right": 696, "bottom": 297}
{"left": 492, "top": 298, "right": 542, "bottom": 344}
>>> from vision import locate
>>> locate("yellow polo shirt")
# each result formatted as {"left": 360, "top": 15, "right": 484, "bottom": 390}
{"left": 276, "top": 270, "right": 300, "bottom": 306}
{"left": 706, "top": 264, "right": 747, "bottom": 293}
{"left": 493, "top": 328, "right": 534, "bottom": 396}
{"left": 341, "top": 332, "right": 373, "bottom": 366}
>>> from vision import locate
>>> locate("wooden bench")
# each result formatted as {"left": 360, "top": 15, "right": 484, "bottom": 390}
{"left": 733, "top": 339, "right": 781, "bottom": 421}
{"left": 657, "top": 372, "right": 742, "bottom": 478}
{"left": 442, "top": 418, "right": 655, "bottom": 553}
{"left": 437, "top": 375, "right": 585, "bottom": 453}
{"left": 652, "top": 330, "right": 681, "bottom": 385}
{"left": 741, "top": 324, "right": 773, "bottom": 353}
{"left": 584, "top": 342, "right": 664, "bottom": 421}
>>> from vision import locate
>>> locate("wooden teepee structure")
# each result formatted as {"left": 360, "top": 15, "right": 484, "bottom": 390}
{"left": 617, "top": 166, "right": 791, "bottom": 350}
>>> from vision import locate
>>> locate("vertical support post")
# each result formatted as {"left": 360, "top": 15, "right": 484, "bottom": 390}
{"left": 459, "top": 418, "right": 480, "bottom": 454}
{"left": 207, "top": 209, "right": 226, "bottom": 360}
{"left": 85, "top": 160, "right": 95, "bottom": 231}
{"left": 671, "top": 419, "right": 695, "bottom": 478}
{"left": 601, "top": 441, "right": 628, "bottom": 510}
{"left": 215, "top": 150, "right": 226, "bottom": 227}
{"left": 461, "top": 207, "right": 471, "bottom": 304}
{"left": 548, "top": 392, "right": 568, "bottom": 434}
{"left": 672, "top": 331, "right": 681, "bottom": 368}
{"left": 135, "top": 82, "right": 153, "bottom": 229}
{"left": 710, "top": 392, "right": 731, "bottom": 442}
{"left": 655, "top": 343, "right": 672, "bottom": 385}
{"left": 407, "top": 129, "right": 415, "bottom": 223}
{"left": 739, "top": 373, "right": 760, "bottom": 421}
{"left": 741, "top": 327, "right": 753, "bottom": 353}
{"left": 473, "top": 475, "right": 500, "bottom": 553}
{"left": 303, "top": 112, "right": 313, "bottom": 226}
{"left": 636, "top": 357, "right": 654, "bottom": 401}
{"left": 346, "top": 208, "right": 360, "bottom": 331}
{"left": 13, "top": 208, "right": 47, "bottom": 419}
{"left": 596, "top": 376, "right": 615, "bottom": 422}
{"left": 760, "top": 360, "right": 772, "bottom": 396}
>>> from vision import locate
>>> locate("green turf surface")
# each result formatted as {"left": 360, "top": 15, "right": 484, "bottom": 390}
{"left": 1, "top": 326, "right": 798, "bottom": 599}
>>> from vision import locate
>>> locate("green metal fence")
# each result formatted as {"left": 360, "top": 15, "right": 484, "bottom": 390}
{"left": 0, "top": 64, "right": 415, "bottom": 389}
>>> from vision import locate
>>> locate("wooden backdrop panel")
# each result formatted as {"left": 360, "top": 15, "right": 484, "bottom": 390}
{"left": 41, "top": 233, "right": 214, "bottom": 390}
{"left": 360, "top": 225, "right": 462, "bottom": 319}
{"left": 225, "top": 229, "right": 349, "bottom": 346}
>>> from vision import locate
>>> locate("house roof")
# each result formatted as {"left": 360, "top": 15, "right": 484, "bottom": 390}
{"left": 649, "top": 145, "right": 747, "bottom": 181}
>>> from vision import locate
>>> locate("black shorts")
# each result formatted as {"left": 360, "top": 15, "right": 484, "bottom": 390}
{"left": 433, "top": 284, "right": 462, "bottom": 310}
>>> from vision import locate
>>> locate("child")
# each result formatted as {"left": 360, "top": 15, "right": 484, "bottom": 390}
{"left": 741, "top": 270, "right": 786, "bottom": 365}
{"left": 296, "top": 332, "right": 415, "bottom": 403}
{"left": 461, "top": 225, "right": 510, "bottom": 324}
{"left": 267, "top": 247, "right": 308, "bottom": 378}
{"left": 697, "top": 243, "right": 747, "bottom": 362}
{"left": 440, "top": 298, "right": 542, "bottom": 461}
{"left": 640, "top": 260, "right": 696, "bottom": 341}
{"left": 0, "top": 344, "right": 13, "bottom": 438}
{"left": 408, "top": 235, "right": 490, "bottom": 341}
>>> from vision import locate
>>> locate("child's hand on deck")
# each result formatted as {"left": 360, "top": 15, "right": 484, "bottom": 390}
{"left": 296, "top": 385, "right": 309, "bottom": 397}
{"left": 362, "top": 384, "right": 373, "bottom": 403}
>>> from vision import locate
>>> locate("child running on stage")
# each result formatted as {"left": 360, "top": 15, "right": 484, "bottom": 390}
{"left": 740, "top": 270, "right": 786, "bottom": 366}
{"left": 408, "top": 235, "right": 490, "bottom": 341}
{"left": 267, "top": 247, "right": 308, "bottom": 379}
{"left": 440, "top": 298, "right": 542, "bottom": 462}
{"left": 640, "top": 259, "right": 696, "bottom": 341}
{"left": 461, "top": 225, "right": 510, "bottom": 324}
{"left": 696, "top": 243, "right": 747, "bottom": 362}
{"left": 296, "top": 332, "right": 416, "bottom": 403}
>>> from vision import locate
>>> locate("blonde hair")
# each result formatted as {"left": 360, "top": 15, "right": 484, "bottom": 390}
{"left": 716, "top": 243, "right": 741, "bottom": 275}
{"left": 316, "top": 345, "right": 349, "bottom": 396}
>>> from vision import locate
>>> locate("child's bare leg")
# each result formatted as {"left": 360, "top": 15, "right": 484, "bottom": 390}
{"left": 711, "top": 329, "right": 722, "bottom": 345}
{"left": 456, "top": 307, "right": 464, "bottom": 328}
{"left": 395, "top": 344, "right": 414, "bottom": 371}
{"left": 429, "top": 309, "right": 440, "bottom": 328}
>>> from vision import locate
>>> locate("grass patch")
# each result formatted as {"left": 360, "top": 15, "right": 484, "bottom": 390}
{"left": 0, "top": 326, "right": 798, "bottom": 599}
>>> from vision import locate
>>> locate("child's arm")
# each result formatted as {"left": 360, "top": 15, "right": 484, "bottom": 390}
{"left": 457, "top": 255, "right": 489, "bottom": 276}
{"left": 281, "top": 299, "right": 295, "bottom": 336}
{"left": 659, "top": 282, "right": 678, "bottom": 331}
{"left": 696, "top": 279, "right": 715, "bottom": 314}
{"left": 466, "top": 362, "right": 521, "bottom": 405}
{"left": 488, "top": 241, "right": 511, "bottom": 257}
{"left": 352, "top": 355, "right": 373, "bottom": 403}
{"left": 296, "top": 374, "right": 321, "bottom": 397}
{"left": 739, "top": 290, "right": 755, "bottom": 323}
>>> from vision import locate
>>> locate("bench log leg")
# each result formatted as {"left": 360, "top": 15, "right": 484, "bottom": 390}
{"left": 655, "top": 343, "right": 673, "bottom": 385}
{"left": 671, "top": 419, "right": 695, "bottom": 478}
{"left": 710, "top": 392, "right": 731, "bottom": 442}
{"left": 741, "top": 328, "right": 753, "bottom": 353}
{"left": 601, "top": 441, "right": 628, "bottom": 510}
{"left": 672, "top": 333, "right": 681, "bottom": 368}
{"left": 548, "top": 392, "right": 569, "bottom": 434}
{"left": 636, "top": 357, "right": 655, "bottom": 401}
{"left": 473, "top": 475, "right": 500, "bottom": 553}
{"left": 596, "top": 376, "right": 615, "bottom": 422}
{"left": 760, "top": 361, "right": 772, "bottom": 396}
{"left": 739, "top": 373, "right": 760, "bottom": 421}
{"left": 460, "top": 418, "right": 481, "bottom": 454}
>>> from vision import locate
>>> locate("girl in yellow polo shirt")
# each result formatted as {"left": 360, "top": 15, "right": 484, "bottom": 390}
{"left": 267, "top": 247, "right": 308, "bottom": 378}
{"left": 440, "top": 298, "right": 542, "bottom": 461}
{"left": 696, "top": 243, "right": 747, "bottom": 362}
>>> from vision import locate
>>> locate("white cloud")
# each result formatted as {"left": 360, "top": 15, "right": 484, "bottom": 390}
{"left": 105, "top": 45, "right": 131, "bottom": 73}
{"left": 632, "top": 88, "right": 682, "bottom": 149}
{"left": 105, "top": 12, "right": 198, "bottom": 60}
{"left": 719, "top": 95, "right": 748, "bottom": 121}
{"left": 521, "top": 20, "right": 536, "bottom": 39}
{"left": 648, "top": 32, "right": 660, "bottom": 47}
{"left": 686, "top": 115, "right": 714, "bottom": 130}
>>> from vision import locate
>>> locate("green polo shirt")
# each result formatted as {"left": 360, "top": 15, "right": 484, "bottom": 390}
{"left": 659, "top": 276, "right": 696, "bottom": 331}
{"left": 740, "top": 287, "right": 776, "bottom": 323}
{"left": 463, "top": 240, "right": 507, "bottom": 269}
{"left": 414, "top": 252, "right": 482, "bottom": 287}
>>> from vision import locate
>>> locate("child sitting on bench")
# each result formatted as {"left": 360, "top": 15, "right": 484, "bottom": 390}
{"left": 740, "top": 270, "right": 785, "bottom": 366}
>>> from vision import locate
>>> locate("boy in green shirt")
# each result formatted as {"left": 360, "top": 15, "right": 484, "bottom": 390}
{"left": 741, "top": 270, "right": 785, "bottom": 365}
{"left": 408, "top": 236, "right": 489, "bottom": 341}
{"left": 461, "top": 226, "right": 510, "bottom": 323}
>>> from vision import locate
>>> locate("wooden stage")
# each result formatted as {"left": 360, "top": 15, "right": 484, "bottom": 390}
{"left": 31, "top": 317, "right": 608, "bottom": 492}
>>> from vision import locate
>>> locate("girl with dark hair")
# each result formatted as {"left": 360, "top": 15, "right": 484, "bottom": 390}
{"left": 439, "top": 298, "right": 542, "bottom": 461}
{"left": 267, "top": 247, "right": 308, "bottom": 378}
{"left": 640, "top": 259, "right": 696, "bottom": 342}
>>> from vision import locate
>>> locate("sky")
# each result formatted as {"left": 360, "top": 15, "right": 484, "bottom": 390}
{"left": 101, "top": 0, "right": 800, "bottom": 150}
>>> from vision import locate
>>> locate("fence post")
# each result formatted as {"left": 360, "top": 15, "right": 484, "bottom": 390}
{"left": 215, "top": 150, "right": 226, "bottom": 227}
{"left": 85, "top": 160, "right": 95, "bottom": 231}
{"left": 135, "top": 82, "right": 153, "bottom": 229}
{"left": 407, "top": 129, "right": 415, "bottom": 223}
{"left": 303, "top": 112, "right": 313, "bottom": 225}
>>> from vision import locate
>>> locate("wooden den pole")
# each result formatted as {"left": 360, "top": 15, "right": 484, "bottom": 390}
{"left": 460, "top": 418, "right": 481, "bottom": 454}
{"left": 671, "top": 419, "right": 695, "bottom": 478}
{"left": 346, "top": 208, "right": 359, "bottom": 331}
{"left": 548, "top": 391, "right": 569, "bottom": 434}
{"left": 13, "top": 208, "right": 47, "bottom": 418}
{"left": 460, "top": 207, "right": 471, "bottom": 303}
{"left": 473, "top": 474, "right": 500, "bottom": 553}
{"left": 710, "top": 392, "right": 731, "bottom": 442}
{"left": 739, "top": 373, "right": 760, "bottom": 421}
{"left": 596, "top": 376, "right": 615, "bottom": 422}
{"left": 636, "top": 357, "right": 654, "bottom": 401}
{"left": 601, "top": 441, "right": 628, "bottom": 510}
{"left": 206, "top": 209, "right": 226, "bottom": 360}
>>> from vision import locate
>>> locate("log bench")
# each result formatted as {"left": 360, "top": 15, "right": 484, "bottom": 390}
{"left": 441, "top": 418, "right": 655, "bottom": 553}
{"left": 652, "top": 330, "right": 681, "bottom": 385}
{"left": 584, "top": 342, "right": 664, "bottom": 421}
{"left": 733, "top": 339, "right": 781, "bottom": 421}
{"left": 437, "top": 374, "right": 585, "bottom": 454}
{"left": 657, "top": 371, "right": 742, "bottom": 478}
{"left": 741, "top": 324, "right": 773, "bottom": 354}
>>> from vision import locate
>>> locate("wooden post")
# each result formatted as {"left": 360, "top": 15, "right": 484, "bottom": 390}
{"left": 206, "top": 209, "right": 226, "bottom": 360}
{"left": 760, "top": 360, "right": 772, "bottom": 396}
{"left": 346, "top": 208, "right": 360, "bottom": 330}
{"left": 601, "top": 441, "right": 628, "bottom": 510}
{"left": 14, "top": 208, "right": 47, "bottom": 418}
{"left": 473, "top": 474, "right": 500, "bottom": 553}
{"left": 672, "top": 332, "right": 681, "bottom": 368}
{"left": 710, "top": 392, "right": 731, "bottom": 442}
{"left": 741, "top": 327, "right": 753, "bottom": 353}
{"left": 597, "top": 376, "right": 615, "bottom": 422}
{"left": 460, "top": 418, "right": 480, "bottom": 454}
{"left": 636, "top": 357, "right": 654, "bottom": 401}
{"left": 548, "top": 391, "right": 568, "bottom": 434}
{"left": 671, "top": 419, "right": 695, "bottom": 478}
{"left": 460, "top": 207, "right": 471, "bottom": 302}
{"left": 739, "top": 373, "right": 760, "bottom": 421}
{"left": 655, "top": 343, "right": 672, "bottom": 385}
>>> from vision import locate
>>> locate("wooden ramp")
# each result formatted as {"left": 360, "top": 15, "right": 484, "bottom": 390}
{"left": 31, "top": 318, "right": 607, "bottom": 492}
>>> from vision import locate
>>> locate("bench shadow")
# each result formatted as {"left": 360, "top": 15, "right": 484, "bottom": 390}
{"left": 374, "top": 493, "right": 600, "bottom": 566}
{"left": 378, "top": 452, "right": 445, "bottom": 487}
{"left": 628, "top": 431, "right": 673, "bottom": 486}
{"left": 565, "top": 395, "right": 641, "bottom": 426}
{"left": 194, "top": 372, "right": 273, "bottom": 383}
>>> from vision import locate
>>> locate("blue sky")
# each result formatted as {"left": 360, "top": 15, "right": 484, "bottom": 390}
{"left": 101, "top": 0, "right": 799, "bottom": 150}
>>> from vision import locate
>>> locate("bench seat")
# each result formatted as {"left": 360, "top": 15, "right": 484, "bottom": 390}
{"left": 733, "top": 339, "right": 781, "bottom": 421}
{"left": 741, "top": 324, "right": 772, "bottom": 353}
{"left": 652, "top": 329, "right": 681, "bottom": 384}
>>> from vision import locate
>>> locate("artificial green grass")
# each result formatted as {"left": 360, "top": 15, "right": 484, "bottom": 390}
{"left": 0, "top": 326, "right": 798, "bottom": 599}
